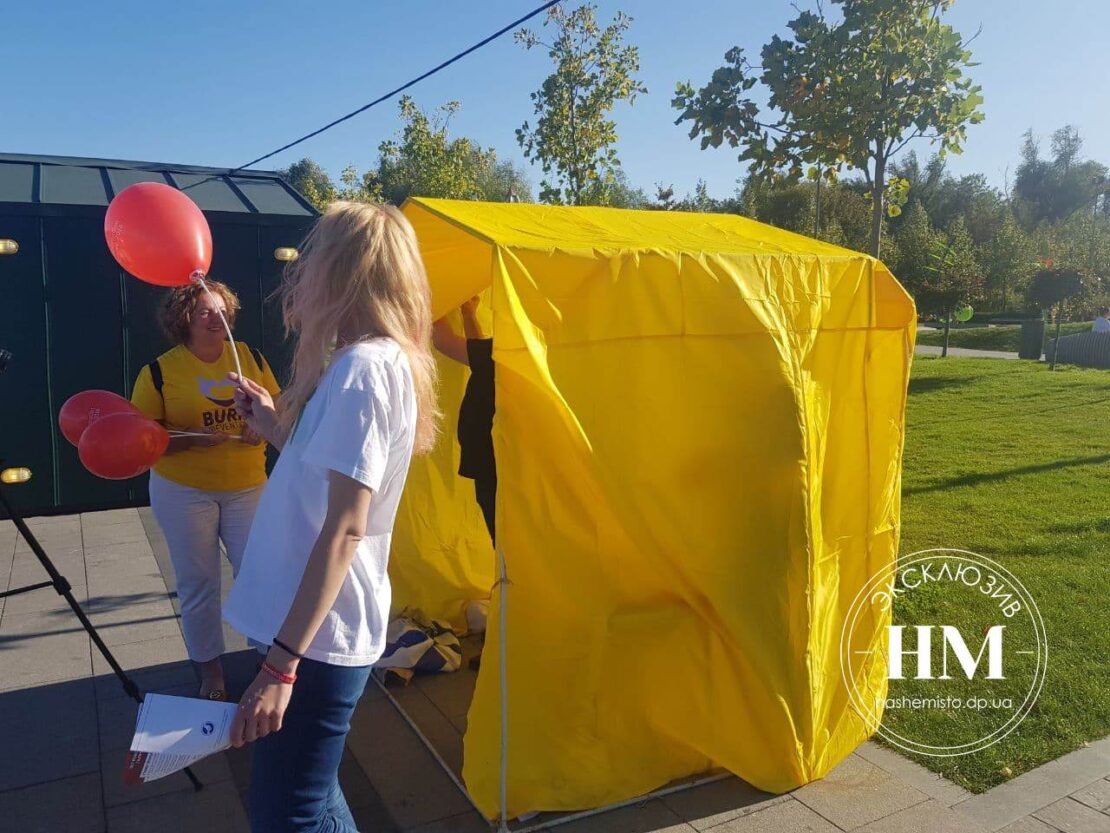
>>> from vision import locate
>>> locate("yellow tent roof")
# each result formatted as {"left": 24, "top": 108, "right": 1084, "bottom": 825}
{"left": 405, "top": 196, "right": 867, "bottom": 258}
{"left": 403, "top": 197, "right": 910, "bottom": 330}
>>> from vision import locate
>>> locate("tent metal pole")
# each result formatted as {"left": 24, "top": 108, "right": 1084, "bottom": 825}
{"left": 372, "top": 541, "right": 737, "bottom": 832}
{"left": 369, "top": 672, "right": 489, "bottom": 823}
{"left": 372, "top": 668, "right": 734, "bottom": 833}
{"left": 512, "top": 771, "right": 733, "bottom": 833}
{"left": 496, "top": 543, "right": 510, "bottom": 832}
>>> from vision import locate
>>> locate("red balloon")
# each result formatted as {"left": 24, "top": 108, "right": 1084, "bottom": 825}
{"left": 59, "top": 389, "right": 142, "bottom": 447}
{"left": 78, "top": 413, "right": 169, "bottom": 480}
{"left": 104, "top": 182, "right": 212, "bottom": 286}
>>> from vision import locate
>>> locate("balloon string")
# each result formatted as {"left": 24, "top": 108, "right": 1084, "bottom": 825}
{"left": 192, "top": 272, "right": 244, "bottom": 381}
{"left": 168, "top": 430, "right": 244, "bottom": 440}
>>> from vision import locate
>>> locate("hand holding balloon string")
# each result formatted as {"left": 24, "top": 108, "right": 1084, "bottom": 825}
{"left": 166, "top": 428, "right": 240, "bottom": 443}
{"left": 164, "top": 426, "right": 261, "bottom": 445}
{"left": 228, "top": 374, "right": 282, "bottom": 450}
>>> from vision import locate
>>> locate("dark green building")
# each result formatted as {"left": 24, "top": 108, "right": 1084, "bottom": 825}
{"left": 0, "top": 153, "right": 316, "bottom": 516}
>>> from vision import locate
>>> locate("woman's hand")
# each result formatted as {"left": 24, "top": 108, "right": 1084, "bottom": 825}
{"left": 229, "top": 373, "right": 278, "bottom": 446}
{"left": 240, "top": 424, "right": 264, "bottom": 446}
{"left": 460, "top": 296, "right": 484, "bottom": 341}
{"left": 431, "top": 318, "right": 469, "bottom": 366}
{"left": 229, "top": 669, "right": 293, "bottom": 748}
{"left": 189, "top": 427, "right": 228, "bottom": 448}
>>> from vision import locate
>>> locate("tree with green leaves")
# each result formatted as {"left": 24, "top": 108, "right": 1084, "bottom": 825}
{"left": 739, "top": 177, "right": 874, "bottom": 252}
{"left": 282, "top": 158, "right": 338, "bottom": 210}
{"left": 1028, "top": 267, "right": 1094, "bottom": 367}
{"left": 892, "top": 201, "right": 943, "bottom": 294}
{"left": 336, "top": 165, "right": 383, "bottom": 204}
{"left": 1035, "top": 211, "right": 1110, "bottom": 286}
{"left": 515, "top": 4, "right": 646, "bottom": 205}
{"left": 890, "top": 152, "right": 1005, "bottom": 245}
{"left": 675, "top": 180, "right": 718, "bottom": 213}
{"left": 888, "top": 152, "right": 948, "bottom": 217}
{"left": 978, "top": 213, "right": 1035, "bottom": 310}
{"left": 284, "top": 98, "right": 531, "bottom": 210}
{"left": 374, "top": 96, "right": 530, "bottom": 204}
{"left": 475, "top": 159, "right": 533, "bottom": 204}
{"left": 740, "top": 179, "right": 813, "bottom": 235}
{"left": 673, "top": 0, "right": 984, "bottom": 258}
{"left": 654, "top": 180, "right": 733, "bottom": 214}
{"left": 605, "top": 169, "right": 649, "bottom": 208}
{"left": 917, "top": 217, "right": 984, "bottom": 354}
{"left": 653, "top": 183, "right": 677, "bottom": 211}
{"left": 687, "top": 180, "right": 713, "bottom": 213}
{"left": 1013, "top": 126, "right": 1109, "bottom": 228}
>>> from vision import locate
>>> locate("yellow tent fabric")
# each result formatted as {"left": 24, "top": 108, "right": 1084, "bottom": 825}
{"left": 392, "top": 198, "right": 916, "bottom": 819}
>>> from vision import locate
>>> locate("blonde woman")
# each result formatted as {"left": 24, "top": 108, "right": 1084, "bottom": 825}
{"left": 222, "top": 203, "right": 438, "bottom": 833}
{"left": 130, "top": 280, "right": 280, "bottom": 701}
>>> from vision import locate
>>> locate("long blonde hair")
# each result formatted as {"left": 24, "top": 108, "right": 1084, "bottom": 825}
{"left": 278, "top": 201, "right": 440, "bottom": 453}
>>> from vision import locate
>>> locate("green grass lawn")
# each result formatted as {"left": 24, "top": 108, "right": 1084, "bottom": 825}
{"left": 889, "top": 356, "right": 1110, "bottom": 791}
{"left": 916, "top": 321, "right": 1090, "bottom": 351}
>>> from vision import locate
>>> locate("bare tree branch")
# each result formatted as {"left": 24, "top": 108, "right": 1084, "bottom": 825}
{"left": 960, "top": 24, "right": 984, "bottom": 51}
{"left": 888, "top": 127, "right": 932, "bottom": 159}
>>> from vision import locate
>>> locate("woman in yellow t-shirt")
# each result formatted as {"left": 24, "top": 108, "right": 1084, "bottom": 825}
{"left": 131, "top": 280, "right": 280, "bottom": 700}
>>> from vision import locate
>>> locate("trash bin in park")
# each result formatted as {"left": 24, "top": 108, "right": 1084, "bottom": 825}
{"left": 1019, "top": 318, "right": 1045, "bottom": 359}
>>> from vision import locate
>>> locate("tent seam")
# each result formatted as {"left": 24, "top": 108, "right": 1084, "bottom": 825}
{"left": 405, "top": 197, "right": 500, "bottom": 247}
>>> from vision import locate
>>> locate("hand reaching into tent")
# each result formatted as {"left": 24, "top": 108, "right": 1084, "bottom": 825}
{"left": 432, "top": 297, "right": 484, "bottom": 366}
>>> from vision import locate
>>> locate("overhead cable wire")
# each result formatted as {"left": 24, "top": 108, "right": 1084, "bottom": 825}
{"left": 227, "top": 0, "right": 563, "bottom": 175}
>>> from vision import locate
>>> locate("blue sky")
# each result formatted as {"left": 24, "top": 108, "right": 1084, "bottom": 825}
{"left": 4, "top": 1, "right": 1108, "bottom": 200}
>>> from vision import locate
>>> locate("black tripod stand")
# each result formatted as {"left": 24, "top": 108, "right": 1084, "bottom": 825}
{"left": 0, "top": 476, "right": 202, "bottom": 791}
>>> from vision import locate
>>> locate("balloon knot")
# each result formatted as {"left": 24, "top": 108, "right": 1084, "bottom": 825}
{"left": 190, "top": 270, "right": 207, "bottom": 283}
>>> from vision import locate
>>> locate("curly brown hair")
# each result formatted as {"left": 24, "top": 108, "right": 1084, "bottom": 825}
{"left": 159, "top": 280, "right": 240, "bottom": 345}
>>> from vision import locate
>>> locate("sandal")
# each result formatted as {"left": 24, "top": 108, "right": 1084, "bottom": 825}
{"left": 199, "top": 683, "right": 227, "bottom": 701}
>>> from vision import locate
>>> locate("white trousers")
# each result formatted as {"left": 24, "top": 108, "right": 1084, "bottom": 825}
{"left": 149, "top": 471, "right": 264, "bottom": 663}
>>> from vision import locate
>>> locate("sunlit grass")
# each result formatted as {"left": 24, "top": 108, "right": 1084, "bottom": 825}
{"left": 888, "top": 356, "right": 1110, "bottom": 791}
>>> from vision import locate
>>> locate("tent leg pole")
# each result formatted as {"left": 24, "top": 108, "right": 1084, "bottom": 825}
{"left": 369, "top": 672, "right": 489, "bottom": 823}
{"left": 512, "top": 771, "right": 733, "bottom": 833}
{"left": 374, "top": 537, "right": 737, "bottom": 833}
{"left": 497, "top": 543, "right": 511, "bottom": 832}
{"left": 373, "top": 632, "right": 735, "bottom": 832}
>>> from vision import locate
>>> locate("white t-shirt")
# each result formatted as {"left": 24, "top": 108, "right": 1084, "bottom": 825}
{"left": 223, "top": 339, "right": 417, "bottom": 667}
{"left": 1093, "top": 316, "right": 1110, "bottom": 333}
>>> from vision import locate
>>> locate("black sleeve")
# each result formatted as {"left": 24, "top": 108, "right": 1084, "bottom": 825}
{"left": 466, "top": 338, "right": 494, "bottom": 378}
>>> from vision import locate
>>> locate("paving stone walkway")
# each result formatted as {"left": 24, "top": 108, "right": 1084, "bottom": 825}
{"left": 1, "top": 509, "right": 1108, "bottom": 833}
{"left": 915, "top": 344, "right": 1022, "bottom": 360}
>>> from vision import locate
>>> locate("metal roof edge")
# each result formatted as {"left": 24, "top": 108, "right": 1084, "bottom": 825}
{"left": 0, "top": 152, "right": 283, "bottom": 179}
{"left": 0, "top": 153, "right": 319, "bottom": 216}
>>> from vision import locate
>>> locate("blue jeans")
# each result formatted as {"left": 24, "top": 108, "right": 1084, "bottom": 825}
{"left": 249, "top": 657, "right": 372, "bottom": 833}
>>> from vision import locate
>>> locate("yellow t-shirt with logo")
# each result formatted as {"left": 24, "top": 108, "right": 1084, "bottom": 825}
{"left": 131, "top": 342, "right": 281, "bottom": 492}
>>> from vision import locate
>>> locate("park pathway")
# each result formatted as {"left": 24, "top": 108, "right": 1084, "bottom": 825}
{"left": 915, "top": 345, "right": 1021, "bottom": 360}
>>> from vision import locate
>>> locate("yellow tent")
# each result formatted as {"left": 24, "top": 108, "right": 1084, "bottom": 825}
{"left": 390, "top": 198, "right": 916, "bottom": 820}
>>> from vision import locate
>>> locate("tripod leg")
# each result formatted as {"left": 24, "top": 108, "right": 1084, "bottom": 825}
{"left": 0, "top": 490, "right": 204, "bottom": 791}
